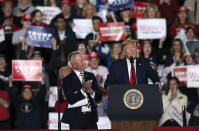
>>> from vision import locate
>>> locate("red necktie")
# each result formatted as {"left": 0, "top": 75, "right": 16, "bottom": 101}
{"left": 130, "top": 64, "right": 136, "bottom": 85}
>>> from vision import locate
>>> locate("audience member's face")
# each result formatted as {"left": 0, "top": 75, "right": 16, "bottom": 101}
{"left": 147, "top": 7, "right": 155, "bottom": 18}
{"left": 185, "top": 55, "right": 194, "bottom": 65}
{"left": 32, "top": 54, "right": 42, "bottom": 61}
{"left": 77, "top": 0, "right": 86, "bottom": 5}
{"left": 92, "top": 19, "right": 101, "bottom": 32}
{"left": 178, "top": 12, "right": 187, "bottom": 22}
{"left": 61, "top": 4, "right": 71, "bottom": 16}
{"left": 22, "top": 89, "right": 32, "bottom": 100}
{"left": 0, "top": 57, "right": 6, "bottom": 70}
{"left": 88, "top": 40, "right": 97, "bottom": 49}
{"left": 3, "top": 3, "right": 12, "bottom": 17}
{"left": 123, "top": 43, "right": 137, "bottom": 59}
{"left": 20, "top": 0, "right": 30, "bottom": 6}
{"left": 173, "top": 41, "right": 182, "bottom": 53}
{"left": 120, "top": 9, "right": 130, "bottom": 18}
{"left": 90, "top": 58, "right": 99, "bottom": 69}
{"left": 78, "top": 43, "right": 86, "bottom": 55}
{"left": 86, "top": 4, "right": 94, "bottom": 18}
{"left": 112, "top": 43, "right": 121, "bottom": 55}
{"left": 34, "top": 11, "right": 43, "bottom": 23}
{"left": 22, "top": 20, "right": 32, "bottom": 28}
{"left": 186, "top": 28, "right": 195, "bottom": 40}
{"left": 56, "top": 18, "right": 66, "bottom": 31}
{"left": 143, "top": 43, "right": 152, "bottom": 57}
{"left": 73, "top": 54, "right": 86, "bottom": 71}
{"left": 169, "top": 79, "right": 178, "bottom": 91}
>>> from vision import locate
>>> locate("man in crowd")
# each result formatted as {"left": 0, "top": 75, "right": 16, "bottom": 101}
{"left": 61, "top": 51, "right": 102, "bottom": 129}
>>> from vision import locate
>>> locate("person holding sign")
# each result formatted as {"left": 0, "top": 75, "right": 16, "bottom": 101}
{"left": 159, "top": 77, "right": 188, "bottom": 126}
{"left": 61, "top": 51, "right": 102, "bottom": 129}
{"left": 7, "top": 73, "right": 47, "bottom": 129}
{"left": 104, "top": 39, "right": 161, "bottom": 89}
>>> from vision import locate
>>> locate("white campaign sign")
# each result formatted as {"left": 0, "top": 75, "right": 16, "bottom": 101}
{"left": 73, "top": 19, "right": 94, "bottom": 39}
{"left": 48, "top": 112, "right": 111, "bottom": 130}
{"left": 48, "top": 87, "right": 58, "bottom": 108}
{"left": 0, "top": 29, "right": 5, "bottom": 42}
{"left": 137, "top": 19, "right": 166, "bottom": 39}
{"left": 36, "top": 6, "right": 61, "bottom": 24}
{"left": 187, "top": 65, "right": 199, "bottom": 88}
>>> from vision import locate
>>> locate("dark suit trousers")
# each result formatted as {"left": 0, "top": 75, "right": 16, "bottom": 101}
{"left": 69, "top": 112, "right": 98, "bottom": 129}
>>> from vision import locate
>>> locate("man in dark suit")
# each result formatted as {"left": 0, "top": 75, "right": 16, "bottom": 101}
{"left": 61, "top": 51, "right": 102, "bottom": 129}
{"left": 105, "top": 39, "right": 161, "bottom": 89}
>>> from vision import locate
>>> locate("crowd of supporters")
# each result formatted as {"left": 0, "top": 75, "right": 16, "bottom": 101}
{"left": 0, "top": 0, "right": 199, "bottom": 129}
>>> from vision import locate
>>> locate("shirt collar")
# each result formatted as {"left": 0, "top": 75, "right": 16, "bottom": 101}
{"left": 73, "top": 69, "right": 83, "bottom": 77}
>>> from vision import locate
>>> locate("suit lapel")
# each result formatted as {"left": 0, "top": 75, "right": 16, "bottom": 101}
{"left": 122, "top": 59, "right": 130, "bottom": 84}
{"left": 136, "top": 58, "right": 142, "bottom": 84}
{"left": 71, "top": 71, "right": 82, "bottom": 89}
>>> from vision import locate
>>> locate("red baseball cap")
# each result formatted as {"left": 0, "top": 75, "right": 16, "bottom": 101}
{"left": 61, "top": 0, "right": 74, "bottom": 6}
{"left": 178, "top": 6, "right": 188, "bottom": 14}
{"left": 22, "top": 84, "right": 32, "bottom": 91}
{"left": 89, "top": 52, "right": 99, "bottom": 60}
{"left": 22, "top": 14, "right": 32, "bottom": 21}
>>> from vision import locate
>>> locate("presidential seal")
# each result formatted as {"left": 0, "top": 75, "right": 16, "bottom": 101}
{"left": 123, "top": 89, "right": 144, "bottom": 110}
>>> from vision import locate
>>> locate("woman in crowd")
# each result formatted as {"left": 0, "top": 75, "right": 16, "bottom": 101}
{"left": 117, "top": 8, "right": 135, "bottom": 39}
{"left": 31, "top": 10, "right": 49, "bottom": 27}
{"left": 143, "top": 3, "right": 160, "bottom": 19}
{"left": 77, "top": 41, "right": 90, "bottom": 67}
{"left": 159, "top": 77, "right": 188, "bottom": 126}
{"left": 170, "top": 6, "right": 199, "bottom": 38}
{"left": 82, "top": 3, "right": 96, "bottom": 19}
{"left": 75, "top": 0, "right": 87, "bottom": 17}
{"left": 109, "top": 43, "right": 122, "bottom": 63}
{"left": 7, "top": 73, "right": 47, "bottom": 129}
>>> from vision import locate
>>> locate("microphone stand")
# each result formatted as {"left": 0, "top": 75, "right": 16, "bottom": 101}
{"left": 57, "top": 78, "right": 61, "bottom": 131}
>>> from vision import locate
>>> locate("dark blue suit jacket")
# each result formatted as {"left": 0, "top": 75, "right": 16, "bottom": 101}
{"left": 61, "top": 71, "right": 102, "bottom": 124}
{"left": 104, "top": 58, "right": 160, "bottom": 89}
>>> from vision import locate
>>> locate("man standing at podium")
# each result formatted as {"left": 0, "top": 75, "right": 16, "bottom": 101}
{"left": 105, "top": 40, "right": 161, "bottom": 89}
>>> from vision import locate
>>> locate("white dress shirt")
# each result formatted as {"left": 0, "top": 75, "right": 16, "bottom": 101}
{"left": 126, "top": 59, "right": 136, "bottom": 82}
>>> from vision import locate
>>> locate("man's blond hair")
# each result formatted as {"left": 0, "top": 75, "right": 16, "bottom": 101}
{"left": 122, "top": 40, "right": 137, "bottom": 50}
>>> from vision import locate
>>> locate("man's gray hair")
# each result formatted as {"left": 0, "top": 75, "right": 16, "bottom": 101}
{"left": 68, "top": 51, "right": 80, "bottom": 65}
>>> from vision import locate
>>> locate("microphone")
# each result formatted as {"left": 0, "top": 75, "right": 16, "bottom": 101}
{"left": 130, "top": 56, "right": 134, "bottom": 64}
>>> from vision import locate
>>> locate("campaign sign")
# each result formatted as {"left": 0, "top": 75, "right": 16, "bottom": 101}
{"left": 137, "top": 19, "right": 166, "bottom": 39}
{"left": 48, "top": 112, "right": 112, "bottom": 130}
{"left": 36, "top": 6, "right": 61, "bottom": 24}
{"left": 108, "top": 0, "right": 133, "bottom": 11}
{"left": 187, "top": 66, "right": 199, "bottom": 88}
{"left": 132, "top": 2, "right": 148, "bottom": 18}
{"left": 25, "top": 26, "right": 53, "bottom": 48}
{"left": 48, "top": 86, "right": 58, "bottom": 108}
{"left": 12, "top": 60, "right": 42, "bottom": 81}
{"left": 172, "top": 66, "right": 187, "bottom": 86}
{"left": 0, "top": 29, "right": 5, "bottom": 43}
{"left": 98, "top": 22, "right": 125, "bottom": 42}
{"left": 73, "top": 19, "right": 94, "bottom": 39}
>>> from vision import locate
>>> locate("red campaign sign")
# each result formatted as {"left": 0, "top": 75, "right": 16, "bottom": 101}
{"left": 12, "top": 60, "right": 42, "bottom": 81}
{"left": 132, "top": 2, "right": 148, "bottom": 18}
{"left": 98, "top": 22, "right": 125, "bottom": 42}
{"left": 173, "top": 67, "right": 187, "bottom": 86}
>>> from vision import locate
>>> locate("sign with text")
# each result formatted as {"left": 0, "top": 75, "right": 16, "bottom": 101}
{"left": 25, "top": 26, "right": 53, "bottom": 48}
{"left": 48, "top": 86, "right": 58, "bottom": 108}
{"left": 12, "top": 60, "right": 42, "bottom": 81}
{"left": 108, "top": 0, "right": 133, "bottom": 11}
{"left": 187, "top": 66, "right": 199, "bottom": 88}
{"left": 137, "top": 19, "right": 166, "bottom": 39}
{"left": 73, "top": 19, "right": 93, "bottom": 39}
{"left": 132, "top": 2, "right": 148, "bottom": 18}
{"left": 49, "top": 112, "right": 112, "bottom": 130}
{"left": 36, "top": 6, "right": 61, "bottom": 24}
{"left": 0, "top": 29, "right": 5, "bottom": 43}
{"left": 98, "top": 22, "right": 125, "bottom": 42}
{"left": 172, "top": 66, "right": 187, "bottom": 86}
